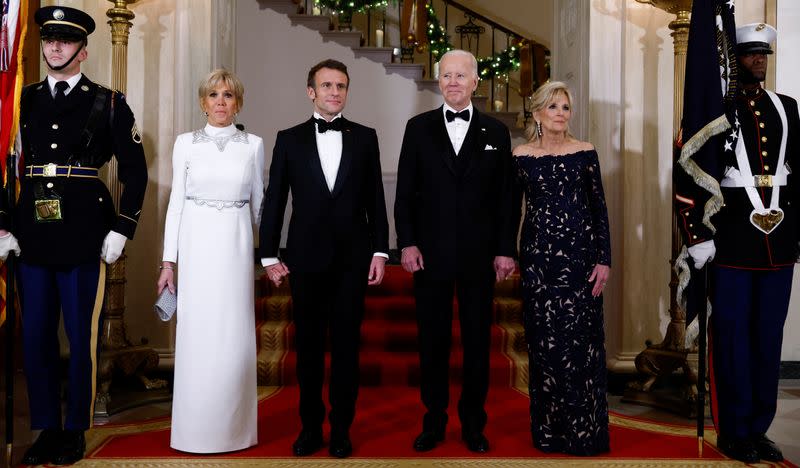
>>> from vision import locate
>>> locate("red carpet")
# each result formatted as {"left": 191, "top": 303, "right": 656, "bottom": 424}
{"left": 82, "top": 266, "right": 794, "bottom": 465}
{"left": 89, "top": 385, "right": 728, "bottom": 460}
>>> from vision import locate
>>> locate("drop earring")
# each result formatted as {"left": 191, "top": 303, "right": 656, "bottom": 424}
{"left": 536, "top": 121, "right": 542, "bottom": 137}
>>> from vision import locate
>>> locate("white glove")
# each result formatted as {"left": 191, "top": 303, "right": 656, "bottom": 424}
{"left": 0, "top": 232, "right": 21, "bottom": 260}
{"left": 101, "top": 230, "right": 127, "bottom": 264}
{"left": 687, "top": 240, "right": 716, "bottom": 269}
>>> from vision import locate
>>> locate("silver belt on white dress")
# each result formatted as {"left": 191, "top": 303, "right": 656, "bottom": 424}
{"left": 185, "top": 196, "right": 249, "bottom": 209}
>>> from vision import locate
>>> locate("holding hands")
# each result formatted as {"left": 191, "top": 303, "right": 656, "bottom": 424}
{"left": 493, "top": 256, "right": 515, "bottom": 282}
{"left": 266, "top": 261, "right": 290, "bottom": 287}
{"left": 401, "top": 246, "right": 424, "bottom": 273}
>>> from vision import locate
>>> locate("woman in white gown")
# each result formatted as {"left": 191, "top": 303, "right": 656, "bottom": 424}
{"left": 157, "top": 69, "right": 264, "bottom": 453}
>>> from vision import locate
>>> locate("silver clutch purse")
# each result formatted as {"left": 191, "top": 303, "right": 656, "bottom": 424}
{"left": 154, "top": 288, "right": 177, "bottom": 321}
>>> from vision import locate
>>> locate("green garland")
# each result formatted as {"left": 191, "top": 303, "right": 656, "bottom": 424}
{"left": 315, "top": 0, "right": 392, "bottom": 14}
{"left": 477, "top": 40, "right": 524, "bottom": 80}
{"left": 316, "top": 0, "right": 525, "bottom": 80}
{"left": 425, "top": 2, "right": 452, "bottom": 60}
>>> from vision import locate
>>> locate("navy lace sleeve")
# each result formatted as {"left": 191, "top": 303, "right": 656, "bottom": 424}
{"left": 586, "top": 150, "right": 611, "bottom": 266}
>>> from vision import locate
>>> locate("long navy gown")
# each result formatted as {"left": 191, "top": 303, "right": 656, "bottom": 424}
{"left": 513, "top": 149, "right": 612, "bottom": 455}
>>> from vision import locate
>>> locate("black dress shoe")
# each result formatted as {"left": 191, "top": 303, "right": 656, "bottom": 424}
{"left": 22, "top": 429, "right": 62, "bottom": 465}
{"left": 53, "top": 429, "right": 85, "bottom": 465}
{"left": 752, "top": 434, "right": 783, "bottom": 462}
{"left": 716, "top": 433, "right": 759, "bottom": 463}
{"left": 292, "top": 429, "right": 323, "bottom": 456}
{"left": 413, "top": 431, "right": 444, "bottom": 452}
{"left": 329, "top": 433, "right": 353, "bottom": 458}
{"left": 462, "top": 432, "right": 489, "bottom": 453}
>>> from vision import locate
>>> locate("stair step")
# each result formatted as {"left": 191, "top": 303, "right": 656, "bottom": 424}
{"left": 255, "top": 319, "right": 522, "bottom": 354}
{"left": 257, "top": 294, "right": 522, "bottom": 323}
{"left": 257, "top": 320, "right": 292, "bottom": 352}
{"left": 320, "top": 30, "right": 362, "bottom": 48}
{"left": 491, "top": 111, "right": 521, "bottom": 130}
{"left": 472, "top": 95, "right": 489, "bottom": 111}
{"left": 384, "top": 63, "right": 424, "bottom": 81}
{"left": 416, "top": 78, "right": 440, "bottom": 93}
{"left": 256, "top": 295, "right": 292, "bottom": 322}
{"left": 353, "top": 47, "right": 395, "bottom": 64}
{"left": 258, "top": 0, "right": 299, "bottom": 15}
{"left": 258, "top": 348, "right": 517, "bottom": 387}
{"left": 288, "top": 14, "right": 331, "bottom": 32}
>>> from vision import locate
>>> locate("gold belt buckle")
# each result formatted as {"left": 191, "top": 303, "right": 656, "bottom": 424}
{"left": 754, "top": 174, "right": 773, "bottom": 187}
{"left": 43, "top": 163, "right": 58, "bottom": 177}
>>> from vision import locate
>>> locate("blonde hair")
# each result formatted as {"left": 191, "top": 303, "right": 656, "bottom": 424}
{"left": 524, "top": 81, "right": 575, "bottom": 142}
{"left": 198, "top": 68, "right": 244, "bottom": 113}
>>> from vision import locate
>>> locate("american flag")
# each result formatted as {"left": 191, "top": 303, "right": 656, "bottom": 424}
{"left": 0, "top": 0, "right": 27, "bottom": 328}
{"left": 674, "top": 0, "right": 739, "bottom": 337}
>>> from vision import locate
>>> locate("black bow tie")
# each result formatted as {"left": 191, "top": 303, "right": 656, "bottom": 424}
{"left": 316, "top": 118, "right": 344, "bottom": 133}
{"left": 446, "top": 109, "right": 470, "bottom": 122}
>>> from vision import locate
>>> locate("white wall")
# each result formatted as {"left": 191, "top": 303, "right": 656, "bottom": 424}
{"left": 563, "top": 0, "right": 675, "bottom": 371}
{"left": 775, "top": 0, "right": 800, "bottom": 361}
{"left": 235, "top": 1, "right": 443, "bottom": 250}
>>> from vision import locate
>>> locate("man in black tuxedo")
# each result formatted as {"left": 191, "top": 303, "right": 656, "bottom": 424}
{"left": 394, "top": 49, "right": 516, "bottom": 453}
{"left": 259, "top": 59, "right": 389, "bottom": 459}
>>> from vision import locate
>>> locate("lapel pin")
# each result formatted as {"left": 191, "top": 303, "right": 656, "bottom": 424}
{"left": 81, "top": 85, "right": 89, "bottom": 91}
{"left": 36, "top": 85, "right": 43, "bottom": 90}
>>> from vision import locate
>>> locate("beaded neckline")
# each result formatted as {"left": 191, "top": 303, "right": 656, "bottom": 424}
{"left": 192, "top": 128, "right": 248, "bottom": 152}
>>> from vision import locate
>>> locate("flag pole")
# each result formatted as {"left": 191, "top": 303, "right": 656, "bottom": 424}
{"left": 696, "top": 265, "right": 708, "bottom": 457}
{"left": 4, "top": 151, "right": 18, "bottom": 468}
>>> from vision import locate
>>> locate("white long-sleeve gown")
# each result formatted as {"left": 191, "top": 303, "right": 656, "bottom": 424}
{"left": 162, "top": 123, "right": 265, "bottom": 453}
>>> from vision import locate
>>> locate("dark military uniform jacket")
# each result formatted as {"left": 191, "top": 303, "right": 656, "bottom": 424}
{"left": 0, "top": 74, "right": 147, "bottom": 266}
{"left": 677, "top": 86, "right": 800, "bottom": 269}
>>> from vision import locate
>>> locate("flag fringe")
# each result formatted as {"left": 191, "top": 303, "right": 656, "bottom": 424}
{"left": 677, "top": 114, "right": 730, "bottom": 235}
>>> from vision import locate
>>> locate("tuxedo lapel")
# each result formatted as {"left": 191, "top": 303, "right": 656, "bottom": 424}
{"left": 430, "top": 107, "right": 458, "bottom": 177}
{"left": 331, "top": 118, "right": 353, "bottom": 198}
{"left": 302, "top": 118, "right": 330, "bottom": 196}
{"left": 461, "top": 109, "right": 488, "bottom": 179}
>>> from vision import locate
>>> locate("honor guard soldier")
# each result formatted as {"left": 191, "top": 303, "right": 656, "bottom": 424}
{"left": 0, "top": 6, "right": 147, "bottom": 465}
{"left": 676, "top": 23, "right": 799, "bottom": 463}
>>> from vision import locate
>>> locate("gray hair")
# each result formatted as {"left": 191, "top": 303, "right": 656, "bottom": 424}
{"left": 440, "top": 49, "right": 478, "bottom": 78}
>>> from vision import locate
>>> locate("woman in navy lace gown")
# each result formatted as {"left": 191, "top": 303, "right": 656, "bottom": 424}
{"left": 512, "top": 81, "right": 611, "bottom": 455}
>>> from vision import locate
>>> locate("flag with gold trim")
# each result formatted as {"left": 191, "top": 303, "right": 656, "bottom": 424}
{"left": 673, "top": 0, "right": 738, "bottom": 336}
{"left": 0, "top": 0, "right": 27, "bottom": 328}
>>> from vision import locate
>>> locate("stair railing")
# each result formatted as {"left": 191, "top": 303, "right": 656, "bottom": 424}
{"left": 297, "top": 0, "right": 549, "bottom": 126}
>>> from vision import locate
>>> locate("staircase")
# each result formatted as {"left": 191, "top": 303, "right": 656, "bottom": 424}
{"left": 256, "top": 0, "right": 523, "bottom": 134}
{"left": 255, "top": 265, "right": 528, "bottom": 393}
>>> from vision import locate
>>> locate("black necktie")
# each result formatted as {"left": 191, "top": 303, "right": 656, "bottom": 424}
{"left": 54, "top": 81, "right": 69, "bottom": 105}
{"left": 316, "top": 118, "right": 343, "bottom": 133}
{"left": 446, "top": 109, "right": 470, "bottom": 122}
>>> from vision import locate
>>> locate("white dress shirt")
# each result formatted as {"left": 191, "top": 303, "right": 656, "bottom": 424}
{"left": 47, "top": 73, "right": 83, "bottom": 98}
{"left": 442, "top": 102, "right": 473, "bottom": 155}
{"left": 314, "top": 112, "right": 344, "bottom": 192}
{"left": 261, "top": 113, "right": 387, "bottom": 267}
